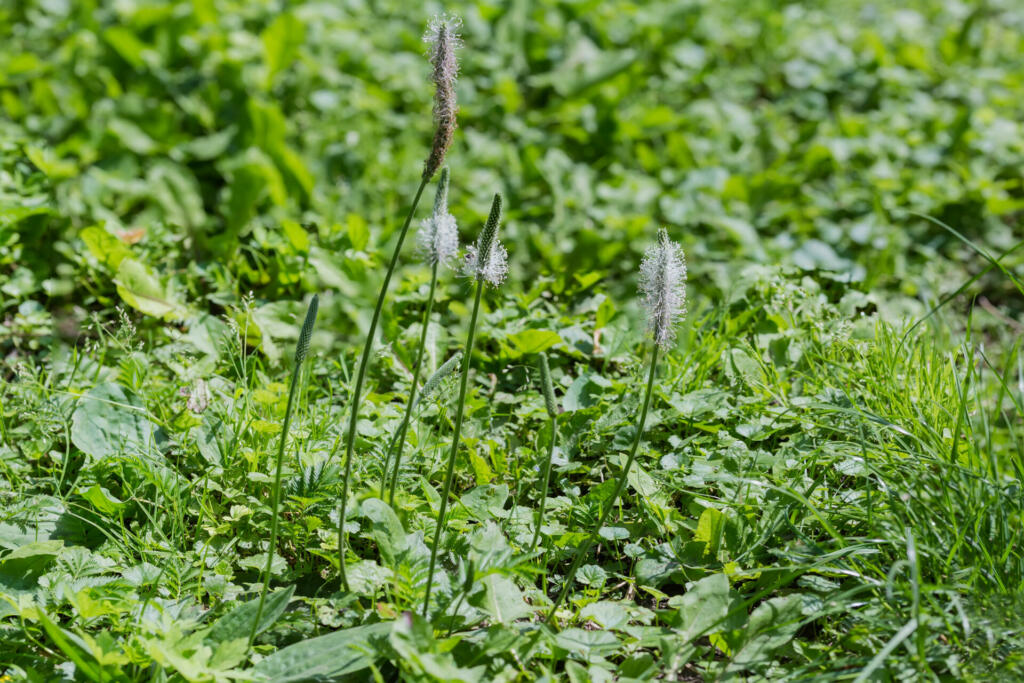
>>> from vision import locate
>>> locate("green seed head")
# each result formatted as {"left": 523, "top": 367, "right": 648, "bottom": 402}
{"left": 477, "top": 193, "right": 502, "bottom": 265}
{"left": 538, "top": 352, "right": 557, "bottom": 418}
{"left": 294, "top": 294, "right": 319, "bottom": 365}
{"left": 415, "top": 351, "right": 463, "bottom": 409}
{"left": 464, "top": 193, "right": 508, "bottom": 286}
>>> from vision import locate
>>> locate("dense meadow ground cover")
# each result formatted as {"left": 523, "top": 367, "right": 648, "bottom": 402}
{"left": 2, "top": 0, "right": 1024, "bottom": 680}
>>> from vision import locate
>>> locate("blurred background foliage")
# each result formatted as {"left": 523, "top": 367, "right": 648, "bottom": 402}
{"left": 1, "top": 0, "right": 1022, "bottom": 356}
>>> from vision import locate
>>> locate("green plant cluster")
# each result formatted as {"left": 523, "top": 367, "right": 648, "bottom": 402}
{"left": 2, "top": 0, "right": 1023, "bottom": 681}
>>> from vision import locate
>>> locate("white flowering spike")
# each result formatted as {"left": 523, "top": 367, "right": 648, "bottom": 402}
{"left": 463, "top": 193, "right": 507, "bottom": 286}
{"left": 416, "top": 167, "right": 460, "bottom": 267}
{"left": 639, "top": 228, "right": 687, "bottom": 348}
{"left": 422, "top": 14, "right": 462, "bottom": 180}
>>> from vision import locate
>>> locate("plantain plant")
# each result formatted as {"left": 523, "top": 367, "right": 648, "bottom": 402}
{"left": 422, "top": 193, "right": 507, "bottom": 617}
{"left": 545, "top": 228, "right": 686, "bottom": 623}
{"left": 249, "top": 294, "right": 319, "bottom": 647}
{"left": 337, "top": 15, "right": 462, "bottom": 590}
{"left": 382, "top": 167, "right": 460, "bottom": 504}
{"left": 530, "top": 352, "right": 559, "bottom": 551}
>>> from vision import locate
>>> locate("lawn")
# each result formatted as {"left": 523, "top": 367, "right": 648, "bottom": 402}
{"left": 2, "top": 0, "right": 1023, "bottom": 680}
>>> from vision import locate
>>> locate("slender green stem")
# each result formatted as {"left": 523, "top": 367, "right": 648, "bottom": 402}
{"left": 386, "top": 262, "right": 440, "bottom": 504}
{"left": 423, "top": 278, "right": 485, "bottom": 617}
{"left": 530, "top": 415, "right": 557, "bottom": 552}
{"left": 248, "top": 347, "right": 304, "bottom": 646}
{"left": 338, "top": 177, "right": 429, "bottom": 590}
{"left": 544, "top": 344, "right": 660, "bottom": 624}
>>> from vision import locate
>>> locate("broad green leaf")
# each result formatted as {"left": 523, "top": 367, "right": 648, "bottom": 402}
{"left": 148, "top": 162, "right": 205, "bottom": 231}
{"left": 0, "top": 496, "right": 66, "bottom": 551}
{"left": 346, "top": 214, "right": 369, "bottom": 250}
{"left": 360, "top": 498, "right": 405, "bottom": 565}
{"left": 223, "top": 162, "right": 267, "bottom": 238}
{"left": 580, "top": 601, "right": 631, "bottom": 630}
{"left": 71, "top": 383, "right": 157, "bottom": 460}
{"left": 507, "top": 329, "right": 561, "bottom": 356}
{"left": 80, "top": 225, "right": 132, "bottom": 270}
{"left": 468, "top": 448, "right": 494, "bottom": 485}
{"left": 476, "top": 574, "right": 532, "bottom": 624}
{"left": 0, "top": 540, "right": 63, "bottom": 588}
{"left": 459, "top": 484, "right": 509, "bottom": 521}
{"left": 563, "top": 372, "right": 611, "bottom": 412}
{"left": 0, "top": 541, "right": 62, "bottom": 619}
{"left": 346, "top": 560, "right": 393, "bottom": 596}
{"left": 102, "top": 26, "right": 149, "bottom": 68}
{"left": 251, "top": 622, "right": 390, "bottom": 682}
{"left": 729, "top": 595, "right": 809, "bottom": 668}
{"left": 577, "top": 564, "right": 608, "bottom": 586}
{"left": 115, "top": 258, "right": 184, "bottom": 320}
{"left": 80, "top": 484, "right": 124, "bottom": 515}
{"left": 0, "top": 204, "right": 54, "bottom": 227}
{"left": 634, "top": 546, "right": 681, "bottom": 588}
{"left": 262, "top": 13, "right": 305, "bottom": 87}
{"left": 281, "top": 219, "right": 310, "bottom": 252}
{"left": 669, "top": 573, "right": 731, "bottom": 641}
{"left": 694, "top": 507, "right": 726, "bottom": 557}
{"left": 108, "top": 118, "right": 157, "bottom": 155}
{"left": 554, "top": 628, "right": 620, "bottom": 658}
{"left": 26, "top": 146, "right": 77, "bottom": 179}
{"left": 205, "top": 585, "right": 295, "bottom": 644}
{"left": 237, "top": 553, "right": 287, "bottom": 575}
{"left": 35, "top": 608, "right": 111, "bottom": 682}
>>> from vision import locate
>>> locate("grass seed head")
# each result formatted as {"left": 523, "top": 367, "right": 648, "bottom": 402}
{"left": 639, "top": 228, "right": 687, "bottom": 348}
{"left": 422, "top": 14, "right": 461, "bottom": 180}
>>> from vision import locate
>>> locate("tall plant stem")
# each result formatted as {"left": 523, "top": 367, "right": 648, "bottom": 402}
{"left": 423, "top": 278, "right": 485, "bottom": 617}
{"left": 249, "top": 296, "right": 318, "bottom": 647}
{"left": 338, "top": 177, "right": 429, "bottom": 590}
{"left": 530, "top": 415, "right": 557, "bottom": 552}
{"left": 385, "top": 262, "right": 439, "bottom": 504}
{"left": 544, "top": 344, "right": 660, "bottom": 624}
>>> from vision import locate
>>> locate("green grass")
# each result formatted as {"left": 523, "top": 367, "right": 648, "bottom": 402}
{"left": 2, "top": 0, "right": 1024, "bottom": 680}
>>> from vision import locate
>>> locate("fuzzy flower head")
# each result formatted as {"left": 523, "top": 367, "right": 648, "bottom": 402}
{"left": 422, "top": 14, "right": 462, "bottom": 180}
{"left": 463, "top": 193, "right": 508, "bottom": 287}
{"left": 639, "top": 228, "right": 687, "bottom": 348}
{"left": 416, "top": 167, "right": 460, "bottom": 267}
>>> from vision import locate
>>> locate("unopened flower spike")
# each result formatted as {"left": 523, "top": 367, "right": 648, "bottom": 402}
{"left": 415, "top": 167, "right": 460, "bottom": 267}
{"left": 464, "top": 193, "right": 508, "bottom": 286}
{"left": 422, "top": 14, "right": 462, "bottom": 180}
{"left": 639, "top": 228, "right": 687, "bottom": 348}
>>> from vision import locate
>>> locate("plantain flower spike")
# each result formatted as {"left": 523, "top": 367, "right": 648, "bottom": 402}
{"left": 414, "top": 351, "right": 462, "bottom": 410}
{"left": 464, "top": 193, "right": 508, "bottom": 286}
{"left": 422, "top": 14, "right": 461, "bottom": 180}
{"left": 415, "top": 167, "right": 460, "bottom": 267}
{"left": 639, "top": 228, "right": 687, "bottom": 348}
